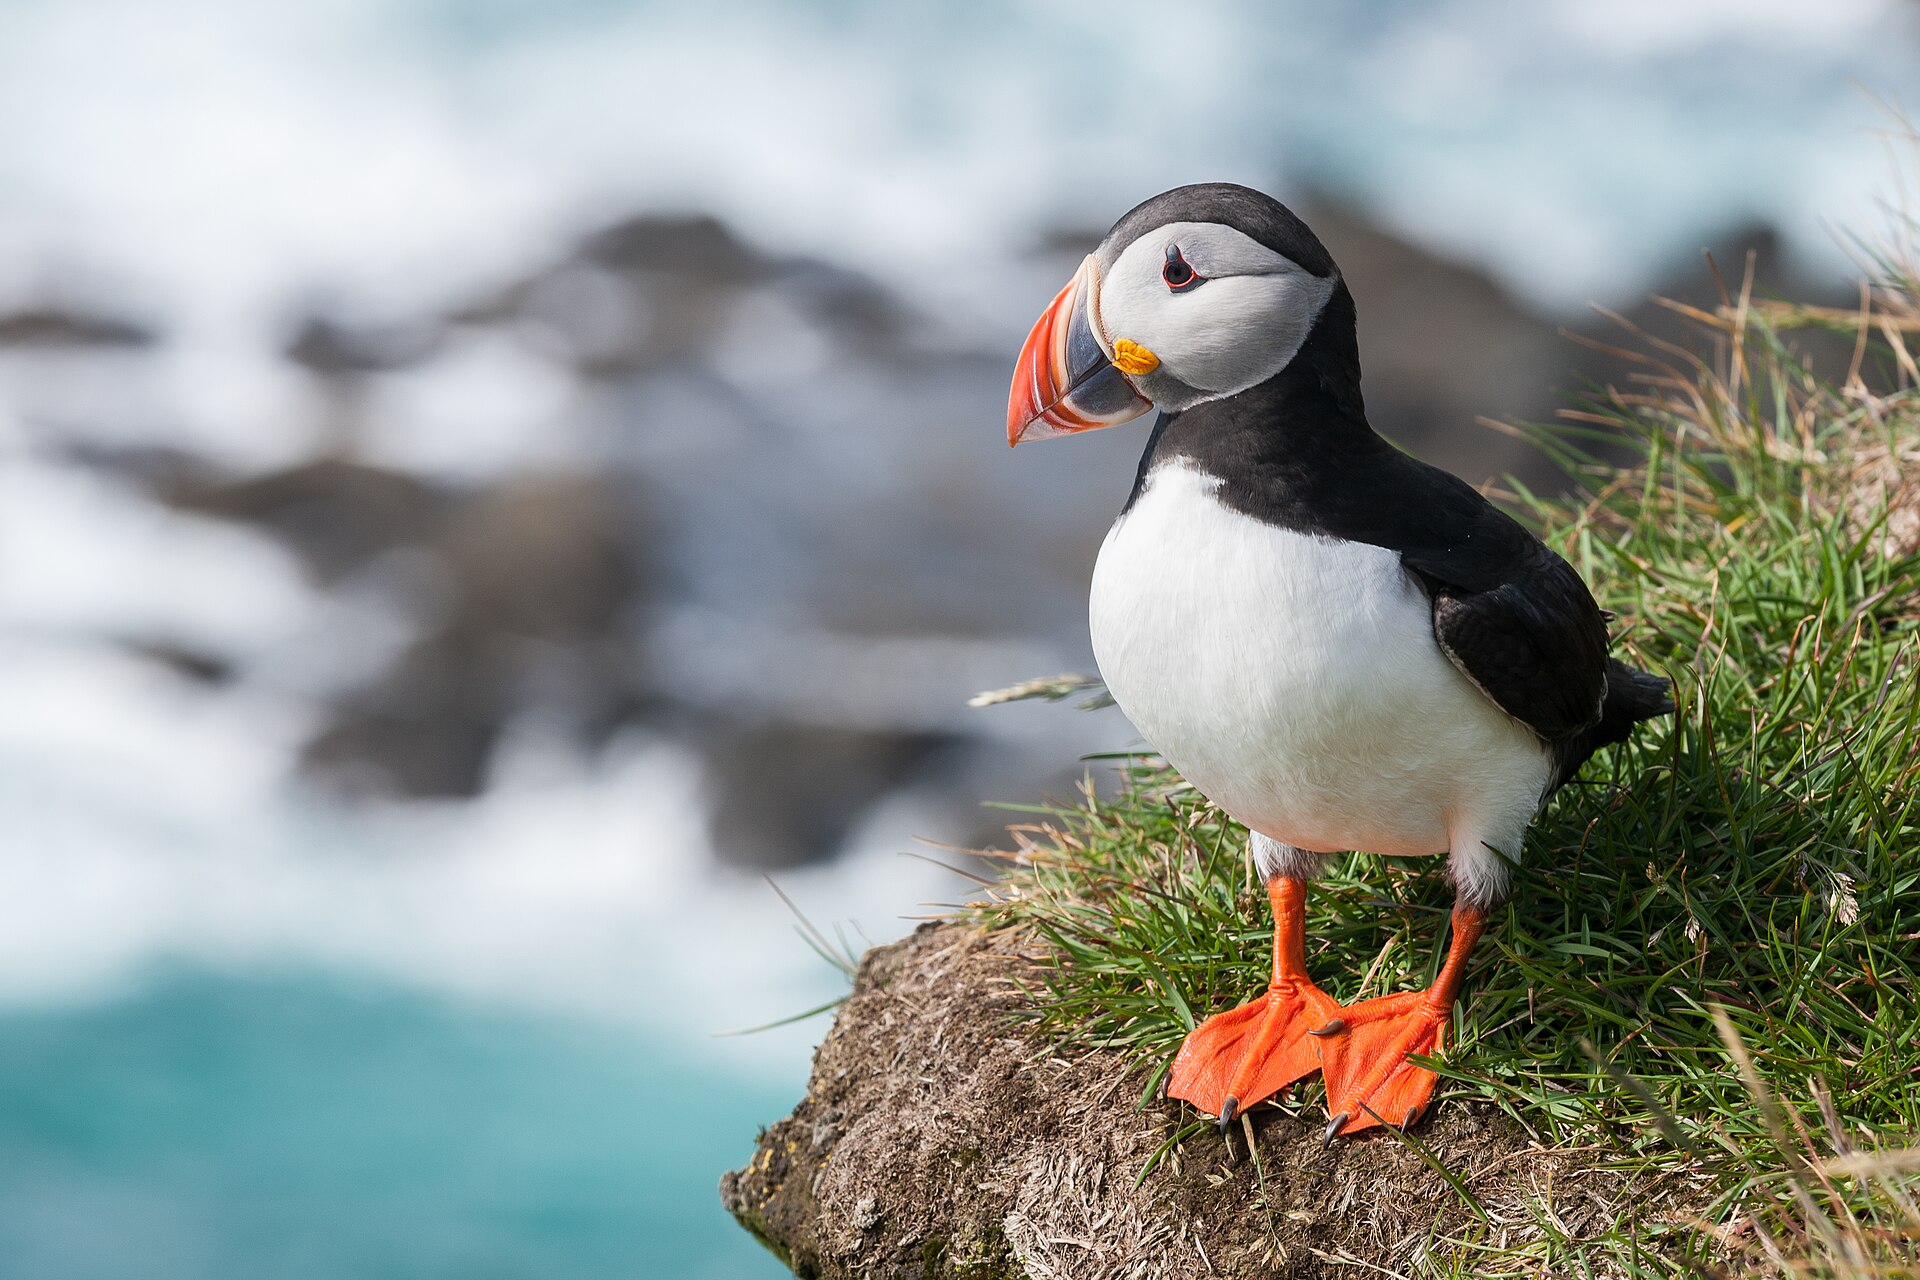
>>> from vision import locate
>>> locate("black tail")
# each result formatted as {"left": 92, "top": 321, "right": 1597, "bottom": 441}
{"left": 1550, "top": 658, "right": 1674, "bottom": 792}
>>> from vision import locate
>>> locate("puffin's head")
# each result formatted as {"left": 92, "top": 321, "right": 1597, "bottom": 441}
{"left": 1007, "top": 183, "right": 1341, "bottom": 445}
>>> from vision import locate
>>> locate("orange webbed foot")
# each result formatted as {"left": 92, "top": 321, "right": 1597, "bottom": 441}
{"left": 1166, "top": 978, "right": 1343, "bottom": 1122}
{"left": 1316, "top": 990, "right": 1448, "bottom": 1138}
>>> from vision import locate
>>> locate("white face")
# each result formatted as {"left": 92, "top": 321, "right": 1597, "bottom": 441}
{"left": 1095, "top": 220, "right": 1337, "bottom": 412}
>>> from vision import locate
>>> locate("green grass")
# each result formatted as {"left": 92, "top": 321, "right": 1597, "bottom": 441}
{"left": 970, "top": 269, "right": 1920, "bottom": 1276}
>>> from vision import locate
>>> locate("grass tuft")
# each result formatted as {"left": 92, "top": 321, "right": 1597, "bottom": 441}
{"left": 969, "top": 254, "right": 1920, "bottom": 1275}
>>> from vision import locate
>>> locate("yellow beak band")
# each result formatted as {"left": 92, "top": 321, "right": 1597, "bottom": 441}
{"left": 1111, "top": 338, "right": 1160, "bottom": 377}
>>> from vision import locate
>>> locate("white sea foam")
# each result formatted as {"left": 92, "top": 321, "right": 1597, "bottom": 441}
{"left": 359, "top": 330, "right": 583, "bottom": 483}
{"left": 0, "top": 454, "right": 317, "bottom": 653}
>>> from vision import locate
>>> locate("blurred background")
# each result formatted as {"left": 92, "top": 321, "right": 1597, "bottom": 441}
{"left": 1, "top": 1, "right": 1916, "bottom": 1276}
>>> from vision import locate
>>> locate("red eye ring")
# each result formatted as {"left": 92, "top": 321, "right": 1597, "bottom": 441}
{"left": 1162, "top": 243, "right": 1204, "bottom": 293}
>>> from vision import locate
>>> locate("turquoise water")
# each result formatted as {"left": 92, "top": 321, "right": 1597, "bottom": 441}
{"left": 0, "top": 968, "right": 794, "bottom": 1280}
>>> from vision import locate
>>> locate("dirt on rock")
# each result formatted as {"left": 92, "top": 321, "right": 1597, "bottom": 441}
{"left": 722, "top": 922, "right": 1658, "bottom": 1280}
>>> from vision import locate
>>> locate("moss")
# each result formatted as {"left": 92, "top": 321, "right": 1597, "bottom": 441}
{"left": 947, "top": 1221, "right": 1017, "bottom": 1280}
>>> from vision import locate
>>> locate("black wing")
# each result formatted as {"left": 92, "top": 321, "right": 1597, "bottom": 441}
{"left": 1383, "top": 461, "right": 1609, "bottom": 743}
{"left": 1411, "top": 541, "right": 1609, "bottom": 742}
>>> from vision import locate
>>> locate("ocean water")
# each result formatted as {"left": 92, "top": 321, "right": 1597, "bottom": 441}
{"left": 0, "top": 968, "right": 791, "bottom": 1280}
{"left": 2, "top": 2, "right": 1919, "bottom": 1276}
{"left": 0, "top": 630, "right": 956, "bottom": 1278}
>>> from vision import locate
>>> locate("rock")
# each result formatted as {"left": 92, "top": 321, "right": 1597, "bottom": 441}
{"left": 283, "top": 312, "right": 442, "bottom": 375}
{"left": 302, "top": 661, "right": 506, "bottom": 797}
{"left": 158, "top": 458, "right": 449, "bottom": 583}
{"left": 0, "top": 303, "right": 155, "bottom": 348}
{"left": 579, "top": 213, "right": 776, "bottom": 286}
{"left": 461, "top": 213, "right": 783, "bottom": 378}
{"left": 155, "top": 455, "right": 652, "bottom": 799}
{"left": 116, "top": 638, "right": 235, "bottom": 685}
{"left": 723, "top": 922, "right": 1643, "bottom": 1279}
{"left": 295, "top": 472, "right": 650, "bottom": 798}
{"left": 693, "top": 718, "right": 965, "bottom": 870}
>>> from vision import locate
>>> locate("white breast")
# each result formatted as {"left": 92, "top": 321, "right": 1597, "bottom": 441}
{"left": 1089, "top": 462, "right": 1552, "bottom": 861}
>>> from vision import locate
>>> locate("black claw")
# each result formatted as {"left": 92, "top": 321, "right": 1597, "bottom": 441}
{"left": 1307, "top": 1018, "right": 1347, "bottom": 1038}
{"left": 1323, "top": 1111, "right": 1349, "bottom": 1146}
{"left": 1401, "top": 1105, "right": 1423, "bottom": 1132}
{"left": 1217, "top": 1097, "right": 1239, "bottom": 1133}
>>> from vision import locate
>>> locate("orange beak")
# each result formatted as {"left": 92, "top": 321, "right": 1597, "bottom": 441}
{"left": 1006, "top": 255, "right": 1154, "bottom": 446}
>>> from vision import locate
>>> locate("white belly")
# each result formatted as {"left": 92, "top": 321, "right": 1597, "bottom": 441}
{"left": 1089, "top": 462, "right": 1552, "bottom": 858}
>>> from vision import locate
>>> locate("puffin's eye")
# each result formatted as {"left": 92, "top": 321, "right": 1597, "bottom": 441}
{"left": 1162, "top": 243, "right": 1203, "bottom": 293}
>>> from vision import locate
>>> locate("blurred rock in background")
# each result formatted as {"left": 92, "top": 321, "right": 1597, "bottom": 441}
{"left": 8, "top": 199, "right": 1852, "bottom": 873}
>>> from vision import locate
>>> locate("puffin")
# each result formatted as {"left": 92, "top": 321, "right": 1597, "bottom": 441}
{"left": 1004, "top": 183, "right": 1671, "bottom": 1139}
